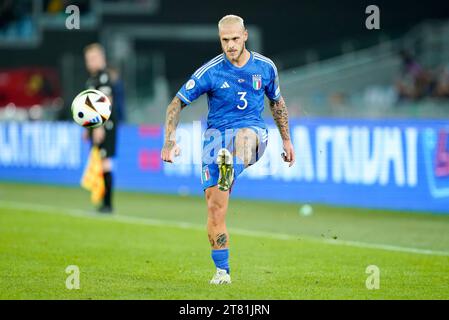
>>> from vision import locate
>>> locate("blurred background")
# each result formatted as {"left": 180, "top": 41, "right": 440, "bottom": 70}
{"left": 1, "top": 0, "right": 449, "bottom": 122}
{"left": 2, "top": 1, "right": 449, "bottom": 300}
{"left": 1, "top": 0, "right": 449, "bottom": 212}
{"left": 2, "top": 1, "right": 449, "bottom": 302}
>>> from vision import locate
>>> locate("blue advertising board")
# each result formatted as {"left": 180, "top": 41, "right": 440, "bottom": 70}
{"left": 0, "top": 119, "right": 448, "bottom": 213}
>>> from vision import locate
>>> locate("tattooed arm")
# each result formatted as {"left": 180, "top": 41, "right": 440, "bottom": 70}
{"left": 269, "top": 96, "right": 295, "bottom": 166}
{"left": 269, "top": 96, "right": 290, "bottom": 141}
{"left": 161, "top": 96, "right": 187, "bottom": 163}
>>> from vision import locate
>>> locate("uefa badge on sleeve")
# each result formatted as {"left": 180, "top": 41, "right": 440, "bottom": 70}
{"left": 186, "top": 79, "right": 195, "bottom": 90}
{"left": 252, "top": 74, "right": 262, "bottom": 90}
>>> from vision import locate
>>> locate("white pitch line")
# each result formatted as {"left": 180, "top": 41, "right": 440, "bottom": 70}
{"left": 1, "top": 200, "right": 449, "bottom": 257}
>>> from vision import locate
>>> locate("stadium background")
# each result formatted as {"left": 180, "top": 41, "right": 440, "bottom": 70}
{"left": 1, "top": 0, "right": 449, "bottom": 300}
{"left": 1, "top": 0, "right": 449, "bottom": 212}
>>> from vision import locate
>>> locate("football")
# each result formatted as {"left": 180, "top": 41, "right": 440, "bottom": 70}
{"left": 71, "top": 89, "right": 111, "bottom": 128}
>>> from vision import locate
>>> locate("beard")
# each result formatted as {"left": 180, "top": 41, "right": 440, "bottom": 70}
{"left": 226, "top": 45, "right": 244, "bottom": 62}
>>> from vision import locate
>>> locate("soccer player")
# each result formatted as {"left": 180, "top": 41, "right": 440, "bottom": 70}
{"left": 84, "top": 43, "right": 118, "bottom": 213}
{"left": 161, "top": 15, "right": 295, "bottom": 284}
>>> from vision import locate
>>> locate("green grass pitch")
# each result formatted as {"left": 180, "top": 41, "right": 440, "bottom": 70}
{"left": 1, "top": 182, "right": 449, "bottom": 299}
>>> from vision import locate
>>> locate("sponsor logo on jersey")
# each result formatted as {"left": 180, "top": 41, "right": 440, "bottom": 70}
{"left": 220, "top": 81, "right": 230, "bottom": 89}
{"left": 252, "top": 74, "right": 262, "bottom": 90}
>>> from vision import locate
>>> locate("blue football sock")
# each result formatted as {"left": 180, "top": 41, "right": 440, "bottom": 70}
{"left": 211, "top": 248, "right": 230, "bottom": 274}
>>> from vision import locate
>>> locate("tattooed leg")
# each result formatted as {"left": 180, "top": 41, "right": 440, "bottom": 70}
{"left": 208, "top": 234, "right": 215, "bottom": 247}
{"left": 216, "top": 233, "right": 228, "bottom": 248}
{"left": 205, "top": 186, "right": 230, "bottom": 249}
{"left": 206, "top": 186, "right": 231, "bottom": 275}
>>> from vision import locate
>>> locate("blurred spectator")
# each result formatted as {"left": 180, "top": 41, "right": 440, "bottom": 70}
{"left": 44, "top": 0, "right": 91, "bottom": 15}
{"left": 0, "top": 0, "right": 34, "bottom": 39}
{"left": 395, "top": 50, "right": 435, "bottom": 101}
{"left": 433, "top": 64, "right": 449, "bottom": 99}
{"left": 0, "top": 0, "right": 15, "bottom": 29}
{"left": 45, "top": 0, "right": 66, "bottom": 14}
{"left": 0, "top": 67, "right": 61, "bottom": 107}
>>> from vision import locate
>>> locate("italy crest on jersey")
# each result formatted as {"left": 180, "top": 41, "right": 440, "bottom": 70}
{"left": 252, "top": 74, "right": 262, "bottom": 90}
{"left": 201, "top": 165, "right": 211, "bottom": 183}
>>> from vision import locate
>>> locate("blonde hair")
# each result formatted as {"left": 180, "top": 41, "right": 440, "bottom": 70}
{"left": 218, "top": 15, "right": 245, "bottom": 30}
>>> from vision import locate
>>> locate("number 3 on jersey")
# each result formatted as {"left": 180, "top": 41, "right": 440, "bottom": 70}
{"left": 236, "top": 92, "right": 248, "bottom": 110}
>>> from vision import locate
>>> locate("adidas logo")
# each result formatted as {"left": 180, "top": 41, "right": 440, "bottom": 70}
{"left": 220, "top": 82, "right": 230, "bottom": 89}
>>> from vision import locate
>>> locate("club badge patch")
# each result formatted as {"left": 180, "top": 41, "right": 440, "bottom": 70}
{"left": 252, "top": 74, "right": 262, "bottom": 90}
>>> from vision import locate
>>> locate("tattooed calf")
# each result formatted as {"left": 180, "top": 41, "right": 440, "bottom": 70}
{"left": 216, "top": 233, "right": 228, "bottom": 248}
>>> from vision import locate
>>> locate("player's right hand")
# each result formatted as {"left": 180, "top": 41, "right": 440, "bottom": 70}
{"left": 161, "top": 141, "right": 181, "bottom": 163}
{"left": 281, "top": 139, "right": 295, "bottom": 167}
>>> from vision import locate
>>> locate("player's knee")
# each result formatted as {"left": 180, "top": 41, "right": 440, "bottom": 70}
{"left": 207, "top": 201, "right": 226, "bottom": 224}
{"left": 235, "top": 128, "right": 258, "bottom": 166}
{"left": 207, "top": 201, "right": 225, "bottom": 215}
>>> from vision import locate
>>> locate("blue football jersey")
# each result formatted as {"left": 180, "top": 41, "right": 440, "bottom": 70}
{"left": 176, "top": 51, "right": 281, "bottom": 132}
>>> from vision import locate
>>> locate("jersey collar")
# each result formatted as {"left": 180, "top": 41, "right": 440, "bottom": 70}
{"left": 223, "top": 50, "right": 253, "bottom": 71}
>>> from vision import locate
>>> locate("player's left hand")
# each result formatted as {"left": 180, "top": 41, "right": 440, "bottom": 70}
{"left": 92, "top": 126, "right": 106, "bottom": 145}
{"left": 161, "top": 141, "right": 181, "bottom": 163}
{"left": 281, "top": 140, "right": 295, "bottom": 167}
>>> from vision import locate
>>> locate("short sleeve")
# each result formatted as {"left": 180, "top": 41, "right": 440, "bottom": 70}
{"left": 176, "top": 71, "right": 211, "bottom": 105}
{"left": 265, "top": 64, "right": 281, "bottom": 102}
